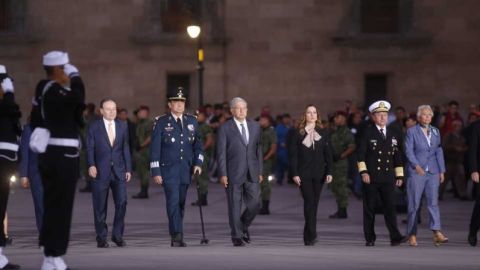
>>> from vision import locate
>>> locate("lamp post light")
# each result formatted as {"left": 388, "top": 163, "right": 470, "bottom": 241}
{"left": 187, "top": 25, "right": 204, "bottom": 108}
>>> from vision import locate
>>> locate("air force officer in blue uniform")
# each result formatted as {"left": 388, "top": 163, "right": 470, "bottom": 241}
{"left": 87, "top": 99, "right": 132, "bottom": 248}
{"left": 150, "top": 88, "right": 203, "bottom": 247}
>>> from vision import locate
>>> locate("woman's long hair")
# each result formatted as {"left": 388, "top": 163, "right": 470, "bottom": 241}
{"left": 297, "top": 104, "right": 322, "bottom": 135}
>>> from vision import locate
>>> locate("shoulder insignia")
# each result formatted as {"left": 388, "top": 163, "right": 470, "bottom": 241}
{"left": 186, "top": 113, "right": 198, "bottom": 119}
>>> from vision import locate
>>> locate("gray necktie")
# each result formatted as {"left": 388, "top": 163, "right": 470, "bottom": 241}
{"left": 241, "top": 123, "right": 248, "bottom": 144}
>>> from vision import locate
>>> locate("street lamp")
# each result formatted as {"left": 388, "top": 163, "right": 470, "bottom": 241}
{"left": 187, "top": 24, "right": 204, "bottom": 107}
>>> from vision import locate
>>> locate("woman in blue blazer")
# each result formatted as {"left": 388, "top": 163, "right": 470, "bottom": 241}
{"left": 405, "top": 105, "right": 448, "bottom": 246}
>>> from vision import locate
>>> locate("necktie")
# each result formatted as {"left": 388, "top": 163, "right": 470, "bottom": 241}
{"left": 177, "top": 118, "right": 183, "bottom": 132}
{"left": 380, "top": 128, "right": 386, "bottom": 140}
{"left": 107, "top": 122, "right": 115, "bottom": 146}
{"left": 241, "top": 123, "right": 248, "bottom": 144}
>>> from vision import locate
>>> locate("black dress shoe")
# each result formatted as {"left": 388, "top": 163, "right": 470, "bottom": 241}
{"left": 391, "top": 236, "right": 408, "bottom": 246}
{"left": 365, "top": 241, "right": 375, "bottom": 246}
{"left": 468, "top": 232, "right": 477, "bottom": 247}
{"left": 232, "top": 238, "right": 245, "bottom": 247}
{"left": 112, "top": 238, "right": 126, "bottom": 247}
{"left": 132, "top": 192, "right": 148, "bottom": 199}
{"left": 242, "top": 230, "right": 251, "bottom": 244}
{"left": 0, "top": 263, "right": 20, "bottom": 270}
{"left": 5, "top": 236, "right": 12, "bottom": 246}
{"left": 304, "top": 238, "right": 317, "bottom": 246}
{"left": 171, "top": 240, "right": 187, "bottom": 247}
{"left": 79, "top": 186, "right": 92, "bottom": 193}
{"left": 97, "top": 240, "right": 109, "bottom": 248}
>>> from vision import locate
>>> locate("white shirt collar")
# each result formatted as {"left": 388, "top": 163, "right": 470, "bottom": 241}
{"left": 375, "top": 125, "right": 386, "bottom": 134}
{"left": 171, "top": 113, "right": 183, "bottom": 122}
{"left": 234, "top": 117, "right": 246, "bottom": 126}
{"left": 103, "top": 118, "right": 115, "bottom": 126}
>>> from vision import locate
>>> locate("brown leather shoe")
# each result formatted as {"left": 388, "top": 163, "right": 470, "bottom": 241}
{"left": 433, "top": 231, "right": 449, "bottom": 246}
{"left": 408, "top": 235, "right": 418, "bottom": 247}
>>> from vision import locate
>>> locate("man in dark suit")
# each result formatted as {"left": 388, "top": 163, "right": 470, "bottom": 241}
{"left": 150, "top": 88, "right": 203, "bottom": 247}
{"left": 87, "top": 99, "right": 132, "bottom": 248}
{"left": 468, "top": 118, "right": 480, "bottom": 246}
{"left": 216, "top": 97, "right": 263, "bottom": 247}
{"left": 357, "top": 100, "right": 407, "bottom": 247}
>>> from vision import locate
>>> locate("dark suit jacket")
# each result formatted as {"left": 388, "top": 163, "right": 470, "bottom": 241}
{"left": 87, "top": 118, "right": 132, "bottom": 181}
{"left": 289, "top": 127, "right": 333, "bottom": 180}
{"left": 468, "top": 119, "right": 480, "bottom": 174}
{"left": 216, "top": 118, "right": 263, "bottom": 184}
{"left": 357, "top": 124, "right": 404, "bottom": 183}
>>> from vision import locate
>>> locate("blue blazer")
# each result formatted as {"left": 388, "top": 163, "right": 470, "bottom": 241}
{"left": 86, "top": 118, "right": 132, "bottom": 181}
{"left": 405, "top": 124, "right": 446, "bottom": 175}
{"left": 19, "top": 124, "right": 38, "bottom": 178}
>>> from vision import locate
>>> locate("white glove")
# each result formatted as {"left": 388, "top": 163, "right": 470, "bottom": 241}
{"left": 64, "top": 64, "right": 79, "bottom": 77}
{"left": 1, "top": 77, "right": 14, "bottom": 93}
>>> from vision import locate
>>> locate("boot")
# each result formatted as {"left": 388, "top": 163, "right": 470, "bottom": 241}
{"left": 191, "top": 193, "right": 208, "bottom": 206}
{"left": 329, "top": 207, "right": 347, "bottom": 219}
{"left": 259, "top": 200, "right": 270, "bottom": 215}
{"left": 408, "top": 235, "right": 418, "bottom": 247}
{"left": 433, "top": 231, "right": 448, "bottom": 246}
{"left": 171, "top": 233, "right": 187, "bottom": 247}
{"left": 132, "top": 187, "right": 148, "bottom": 199}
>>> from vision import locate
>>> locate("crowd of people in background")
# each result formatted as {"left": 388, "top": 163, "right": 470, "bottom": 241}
{"left": 72, "top": 99, "right": 480, "bottom": 207}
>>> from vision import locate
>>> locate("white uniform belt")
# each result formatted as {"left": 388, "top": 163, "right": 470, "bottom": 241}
{"left": 0, "top": 142, "right": 19, "bottom": 152}
{"left": 48, "top": 138, "right": 80, "bottom": 148}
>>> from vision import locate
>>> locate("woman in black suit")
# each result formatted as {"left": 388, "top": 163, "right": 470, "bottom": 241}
{"left": 290, "top": 105, "right": 333, "bottom": 246}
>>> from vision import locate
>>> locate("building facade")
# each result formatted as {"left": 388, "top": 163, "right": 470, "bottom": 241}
{"left": 1, "top": 0, "right": 479, "bottom": 119}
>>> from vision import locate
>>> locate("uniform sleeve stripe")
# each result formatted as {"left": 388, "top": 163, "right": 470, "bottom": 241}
{"left": 150, "top": 161, "right": 160, "bottom": 168}
{"left": 198, "top": 154, "right": 204, "bottom": 162}
{"left": 357, "top": 162, "right": 367, "bottom": 172}
{"left": 395, "top": 167, "right": 404, "bottom": 177}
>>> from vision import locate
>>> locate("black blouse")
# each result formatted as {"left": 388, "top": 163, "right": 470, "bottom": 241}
{"left": 289, "top": 127, "right": 333, "bottom": 180}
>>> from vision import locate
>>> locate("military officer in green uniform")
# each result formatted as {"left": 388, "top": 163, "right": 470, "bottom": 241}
{"left": 191, "top": 110, "right": 214, "bottom": 206}
{"left": 132, "top": 105, "right": 153, "bottom": 199}
{"left": 259, "top": 115, "right": 277, "bottom": 215}
{"left": 329, "top": 111, "right": 356, "bottom": 219}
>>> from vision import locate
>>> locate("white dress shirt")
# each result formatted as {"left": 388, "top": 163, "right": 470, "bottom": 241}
{"left": 234, "top": 118, "right": 249, "bottom": 143}
{"left": 376, "top": 125, "right": 386, "bottom": 138}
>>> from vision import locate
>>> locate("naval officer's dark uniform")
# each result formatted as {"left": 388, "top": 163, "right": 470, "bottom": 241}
{"left": 31, "top": 67, "right": 85, "bottom": 257}
{"left": 357, "top": 102, "right": 406, "bottom": 246}
{"left": 150, "top": 90, "right": 203, "bottom": 246}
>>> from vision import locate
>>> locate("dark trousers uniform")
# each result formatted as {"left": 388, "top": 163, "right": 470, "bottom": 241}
{"left": 299, "top": 176, "right": 323, "bottom": 242}
{"left": 92, "top": 169, "right": 127, "bottom": 242}
{"left": 39, "top": 146, "right": 79, "bottom": 256}
{"left": 0, "top": 159, "right": 15, "bottom": 247}
{"left": 470, "top": 183, "right": 480, "bottom": 235}
{"left": 164, "top": 182, "right": 189, "bottom": 236}
{"left": 363, "top": 182, "right": 402, "bottom": 242}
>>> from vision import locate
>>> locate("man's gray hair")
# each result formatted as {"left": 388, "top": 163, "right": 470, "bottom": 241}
{"left": 417, "top": 105, "right": 434, "bottom": 117}
{"left": 230, "top": 97, "right": 248, "bottom": 108}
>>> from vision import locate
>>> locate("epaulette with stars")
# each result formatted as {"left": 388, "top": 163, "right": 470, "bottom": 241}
{"left": 185, "top": 113, "right": 198, "bottom": 119}
{"left": 152, "top": 114, "right": 167, "bottom": 130}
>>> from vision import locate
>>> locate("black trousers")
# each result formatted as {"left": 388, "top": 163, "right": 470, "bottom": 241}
{"left": 363, "top": 181, "right": 402, "bottom": 242}
{"left": 39, "top": 146, "right": 79, "bottom": 257}
{"left": 92, "top": 169, "right": 127, "bottom": 242}
{"left": 299, "top": 176, "right": 324, "bottom": 242}
{"left": 470, "top": 183, "right": 480, "bottom": 234}
{"left": 0, "top": 158, "right": 15, "bottom": 247}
